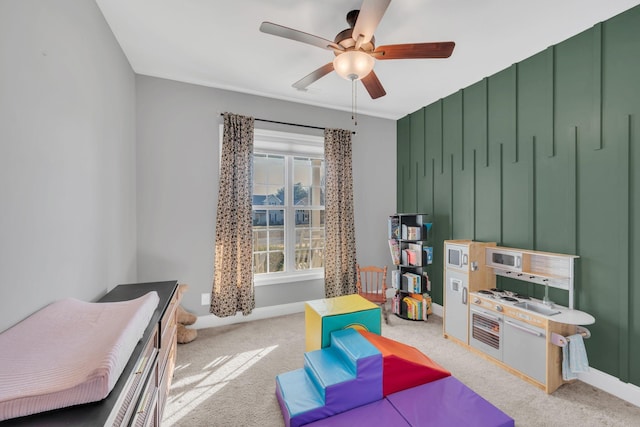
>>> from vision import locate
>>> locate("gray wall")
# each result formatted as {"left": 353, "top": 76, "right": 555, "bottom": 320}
{"left": 0, "top": 0, "right": 137, "bottom": 332}
{"left": 135, "top": 76, "right": 396, "bottom": 316}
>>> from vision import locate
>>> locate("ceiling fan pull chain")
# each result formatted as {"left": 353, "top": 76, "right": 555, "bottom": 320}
{"left": 352, "top": 78, "right": 358, "bottom": 126}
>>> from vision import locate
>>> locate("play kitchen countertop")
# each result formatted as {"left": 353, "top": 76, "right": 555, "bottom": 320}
{"left": 471, "top": 289, "right": 595, "bottom": 325}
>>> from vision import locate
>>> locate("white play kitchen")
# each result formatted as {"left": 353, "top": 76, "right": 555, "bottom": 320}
{"left": 443, "top": 240, "right": 595, "bottom": 394}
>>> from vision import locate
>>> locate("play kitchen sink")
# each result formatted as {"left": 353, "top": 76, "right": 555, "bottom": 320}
{"left": 513, "top": 301, "right": 560, "bottom": 316}
{"left": 475, "top": 288, "right": 561, "bottom": 317}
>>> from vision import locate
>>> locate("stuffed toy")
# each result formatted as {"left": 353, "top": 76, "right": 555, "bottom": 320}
{"left": 177, "top": 323, "right": 197, "bottom": 344}
{"left": 175, "top": 284, "right": 198, "bottom": 344}
{"left": 177, "top": 305, "right": 197, "bottom": 325}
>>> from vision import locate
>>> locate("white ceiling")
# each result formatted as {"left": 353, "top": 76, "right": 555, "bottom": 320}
{"left": 95, "top": 0, "right": 640, "bottom": 120}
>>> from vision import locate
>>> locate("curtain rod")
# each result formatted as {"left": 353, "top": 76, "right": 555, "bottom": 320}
{"left": 219, "top": 114, "right": 356, "bottom": 135}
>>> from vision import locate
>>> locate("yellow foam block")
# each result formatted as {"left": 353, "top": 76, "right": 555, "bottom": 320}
{"left": 305, "top": 294, "right": 381, "bottom": 352}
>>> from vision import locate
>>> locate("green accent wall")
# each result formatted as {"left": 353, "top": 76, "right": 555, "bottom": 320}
{"left": 396, "top": 5, "right": 640, "bottom": 386}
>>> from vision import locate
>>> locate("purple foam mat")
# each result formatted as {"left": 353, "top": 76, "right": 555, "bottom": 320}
{"left": 303, "top": 398, "right": 410, "bottom": 427}
{"left": 386, "top": 376, "right": 515, "bottom": 427}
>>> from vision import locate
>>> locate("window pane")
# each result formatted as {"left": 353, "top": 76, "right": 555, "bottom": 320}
{"left": 293, "top": 157, "right": 312, "bottom": 186}
{"left": 308, "top": 185, "right": 324, "bottom": 206}
{"left": 253, "top": 154, "right": 269, "bottom": 187}
{"left": 311, "top": 249, "right": 324, "bottom": 268}
{"left": 253, "top": 179, "right": 270, "bottom": 205}
{"left": 310, "top": 210, "right": 324, "bottom": 228}
{"left": 291, "top": 183, "right": 307, "bottom": 206}
{"left": 295, "top": 228, "right": 310, "bottom": 248}
{"left": 295, "top": 209, "right": 310, "bottom": 226}
{"left": 254, "top": 155, "right": 284, "bottom": 206}
{"left": 269, "top": 252, "right": 284, "bottom": 272}
{"left": 253, "top": 229, "right": 267, "bottom": 252}
{"left": 254, "top": 253, "right": 267, "bottom": 275}
{"left": 267, "top": 185, "right": 284, "bottom": 205}
{"left": 311, "top": 228, "right": 324, "bottom": 248}
{"left": 295, "top": 250, "right": 309, "bottom": 270}
{"left": 267, "top": 155, "right": 285, "bottom": 187}
{"left": 314, "top": 159, "right": 325, "bottom": 188}
{"left": 269, "top": 229, "right": 284, "bottom": 251}
{"left": 268, "top": 209, "right": 284, "bottom": 226}
{"left": 253, "top": 210, "right": 266, "bottom": 226}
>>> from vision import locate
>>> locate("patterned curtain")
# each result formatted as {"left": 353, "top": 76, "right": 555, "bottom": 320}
{"left": 210, "top": 113, "right": 256, "bottom": 317}
{"left": 323, "top": 128, "right": 357, "bottom": 297}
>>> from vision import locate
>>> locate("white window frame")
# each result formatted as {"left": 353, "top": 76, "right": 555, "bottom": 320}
{"left": 220, "top": 126, "right": 325, "bottom": 286}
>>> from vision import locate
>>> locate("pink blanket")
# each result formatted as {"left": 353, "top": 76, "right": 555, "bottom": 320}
{"left": 0, "top": 291, "right": 160, "bottom": 421}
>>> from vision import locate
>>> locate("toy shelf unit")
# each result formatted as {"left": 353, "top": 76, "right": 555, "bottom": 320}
{"left": 388, "top": 213, "right": 433, "bottom": 321}
{"left": 485, "top": 246, "right": 579, "bottom": 308}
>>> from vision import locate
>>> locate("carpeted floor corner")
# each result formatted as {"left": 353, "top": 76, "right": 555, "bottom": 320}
{"left": 163, "top": 312, "right": 640, "bottom": 427}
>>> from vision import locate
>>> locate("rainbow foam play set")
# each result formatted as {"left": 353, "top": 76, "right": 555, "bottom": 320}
{"left": 275, "top": 294, "right": 514, "bottom": 427}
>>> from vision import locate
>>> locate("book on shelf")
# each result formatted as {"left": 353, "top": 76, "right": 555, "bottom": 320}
{"left": 423, "top": 246, "right": 433, "bottom": 265}
{"left": 388, "top": 216, "right": 400, "bottom": 239}
{"left": 391, "top": 269, "right": 401, "bottom": 289}
{"left": 423, "top": 294, "right": 432, "bottom": 317}
{"left": 402, "top": 296, "right": 414, "bottom": 319}
{"left": 392, "top": 294, "right": 400, "bottom": 315}
{"left": 401, "top": 294, "right": 431, "bottom": 321}
{"left": 401, "top": 224, "right": 422, "bottom": 240}
{"left": 423, "top": 222, "right": 433, "bottom": 240}
{"left": 416, "top": 293, "right": 431, "bottom": 319}
{"left": 402, "top": 296, "right": 423, "bottom": 320}
{"left": 402, "top": 272, "right": 421, "bottom": 293}
{"left": 406, "top": 243, "right": 423, "bottom": 266}
{"left": 402, "top": 248, "right": 420, "bottom": 266}
{"left": 388, "top": 239, "right": 400, "bottom": 265}
{"left": 422, "top": 272, "right": 431, "bottom": 292}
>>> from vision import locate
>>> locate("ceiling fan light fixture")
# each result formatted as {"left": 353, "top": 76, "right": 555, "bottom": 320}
{"left": 333, "top": 50, "right": 375, "bottom": 81}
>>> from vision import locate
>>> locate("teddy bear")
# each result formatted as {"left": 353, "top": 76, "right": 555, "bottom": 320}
{"left": 175, "top": 284, "right": 198, "bottom": 344}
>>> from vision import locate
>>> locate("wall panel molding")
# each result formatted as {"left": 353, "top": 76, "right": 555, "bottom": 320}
{"left": 593, "top": 23, "right": 603, "bottom": 151}
{"left": 570, "top": 126, "right": 578, "bottom": 256}
{"left": 618, "top": 114, "right": 631, "bottom": 381}
{"left": 484, "top": 78, "right": 490, "bottom": 167}
{"left": 547, "top": 46, "right": 556, "bottom": 158}
{"left": 396, "top": 4, "right": 640, "bottom": 388}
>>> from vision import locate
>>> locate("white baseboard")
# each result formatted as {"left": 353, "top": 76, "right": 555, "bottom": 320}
{"left": 578, "top": 366, "right": 640, "bottom": 407}
{"left": 193, "top": 301, "right": 306, "bottom": 329}
{"left": 431, "top": 302, "right": 443, "bottom": 317}
{"left": 195, "top": 301, "right": 444, "bottom": 329}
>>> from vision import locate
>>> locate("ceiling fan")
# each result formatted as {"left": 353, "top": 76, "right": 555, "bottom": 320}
{"left": 259, "top": 0, "right": 455, "bottom": 100}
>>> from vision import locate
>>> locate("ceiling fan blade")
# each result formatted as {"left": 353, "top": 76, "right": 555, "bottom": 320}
{"left": 292, "top": 63, "right": 335, "bottom": 90}
{"left": 361, "top": 70, "right": 386, "bottom": 99}
{"left": 352, "top": 0, "right": 391, "bottom": 47}
{"left": 374, "top": 42, "right": 456, "bottom": 60}
{"left": 260, "top": 22, "right": 343, "bottom": 51}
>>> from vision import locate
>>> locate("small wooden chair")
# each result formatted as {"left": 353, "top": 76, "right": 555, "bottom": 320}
{"left": 356, "top": 264, "right": 389, "bottom": 324}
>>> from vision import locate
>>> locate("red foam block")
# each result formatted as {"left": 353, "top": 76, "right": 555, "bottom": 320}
{"left": 359, "top": 330, "right": 451, "bottom": 396}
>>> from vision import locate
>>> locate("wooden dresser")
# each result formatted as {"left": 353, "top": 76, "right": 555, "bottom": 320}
{"left": 3, "top": 280, "right": 180, "bottom": 426}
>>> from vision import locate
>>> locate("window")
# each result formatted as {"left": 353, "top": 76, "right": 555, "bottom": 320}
{"left": 251, "top": 129, "right": 325, "bottom": 284}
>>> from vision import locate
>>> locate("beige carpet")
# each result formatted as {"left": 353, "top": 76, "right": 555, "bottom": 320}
{"left": 163, "top": 312, "right": 640, "bottom": 426}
